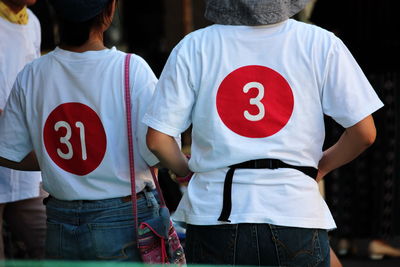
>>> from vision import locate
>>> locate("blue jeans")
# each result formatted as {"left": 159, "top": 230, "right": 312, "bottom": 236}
{"left": 44, "top": 189, "right": 159, "bottom": 261}
{"left": 186, "top": 223, "right": 330, "bottom": 267}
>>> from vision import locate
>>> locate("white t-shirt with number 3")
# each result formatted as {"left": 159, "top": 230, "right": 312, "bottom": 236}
{"left": 143, "top": 19, "right": 383, "bottom": 229}
{"left": 0, "top": 47, "right": 159, "bottom": 200}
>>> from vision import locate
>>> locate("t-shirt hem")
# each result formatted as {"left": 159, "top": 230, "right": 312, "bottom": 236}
{"left": 0, "top": 145, "right": 26, "bottom": 162}
{"left": 339, "top": 101, "right": 384, "bottom": 128}
{"left": 0, "top": 192, "right": 41, "bottom": 203}
{"left": 143, "top": 153, "right": 159, "bottom": 167}
{"left": 172, "top": 212, "right": 337, "bottom": 230}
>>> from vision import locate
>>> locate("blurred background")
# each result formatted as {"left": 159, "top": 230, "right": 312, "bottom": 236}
{"left": 5, "top": 0, "right": 400, "bottom": 266}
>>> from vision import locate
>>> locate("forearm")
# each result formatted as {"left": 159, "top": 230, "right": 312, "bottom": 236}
{"left": 0, "top": 152, "right": 40, "bottom": 171}
{"left": 317, "top": 115, "right": 376, "bottom": 181}
{"left": 146, "top": 127, "right": 190, "bottom": 177}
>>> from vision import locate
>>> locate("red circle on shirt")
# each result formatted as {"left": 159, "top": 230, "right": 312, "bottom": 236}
{"left": 216, "top": 65, "right": 294, "bottom": 138}
{"left": 43, "top": 103, "right": 107, "bottom": 175}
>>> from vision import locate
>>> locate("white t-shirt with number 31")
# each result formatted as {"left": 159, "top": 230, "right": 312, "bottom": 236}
{"left": 143, "top": 19, "right": 383, "bottom": 229}
{"left": 0, "top": 47, "right": 159, "bottom": 200}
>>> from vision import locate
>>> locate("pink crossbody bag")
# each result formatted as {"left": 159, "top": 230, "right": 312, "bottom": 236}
{"left": 124, "top": 54, "right": 186, "bottom": 265}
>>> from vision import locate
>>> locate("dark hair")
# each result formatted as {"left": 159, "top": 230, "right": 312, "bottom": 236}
{"left": 58, "top": 4, "right": 110, "bottom": 47}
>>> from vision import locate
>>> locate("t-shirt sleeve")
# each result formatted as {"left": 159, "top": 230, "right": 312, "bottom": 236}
{"left": 131, "top": 56, "right": 159, "bottom": 166}
{"left": 0, "top": 75, "right": 33, "bottom": 161}
{"left": 142, "top": 42, "right": 195, "bottom": 137}
{"left": 321, "top": 37, "right": 384, "bottom": 128}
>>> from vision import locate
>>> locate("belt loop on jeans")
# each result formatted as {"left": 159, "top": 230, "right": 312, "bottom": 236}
{"left": 217, "top": 159, "right": 318, "bottom": 222}
{"left": 124, "top": 190, "right": 147, "bottom": 203}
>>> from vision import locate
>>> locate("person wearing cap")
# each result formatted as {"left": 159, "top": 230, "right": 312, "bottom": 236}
{"left": 0, "top": 0, "right": 160, "bottom": 261}
{"left": 144, "top": 0, "right": 383, "bottom": 266}
{"left": 0, "top": 0, "right": 47, "bottom": 259}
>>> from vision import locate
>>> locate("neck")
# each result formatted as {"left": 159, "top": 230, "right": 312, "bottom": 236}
{"left": 60, "top": 31, "right": 106, "bottom": 53}
{"left": 1, "top": 0, "right": 25, "bottom": 13}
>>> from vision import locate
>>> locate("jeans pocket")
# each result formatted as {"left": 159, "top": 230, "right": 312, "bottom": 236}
{"left": 271, "top": 226, "right": 329, "bottom": 267}
{"left": 88, "top": 220, "right": 137, "bottom": 260}
{"left": 45, "top": 221, "right": 62, "bottom": 259}
{"left": 186, "top": 224, "right": 237, "bottom": 265}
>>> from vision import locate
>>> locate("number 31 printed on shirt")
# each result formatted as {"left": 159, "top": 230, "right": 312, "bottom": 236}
{"left": 216, "top": 65, "right": 294, "bottom": 138}
{"left": 43, "top": 103, "right": 107, "bottom": 175}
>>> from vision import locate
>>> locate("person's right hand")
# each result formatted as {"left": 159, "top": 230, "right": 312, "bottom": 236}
{"left": 316, "top": 170, "right": 324, "bottom": 183}
{"left": 0, "top": 108, "right": 3, "bottom": 115}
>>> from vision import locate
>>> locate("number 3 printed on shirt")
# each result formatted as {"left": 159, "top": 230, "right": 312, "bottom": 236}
{"left": 243, "top": 82, "right": 265, "bottom": 121}
{"left": 216, "top": 65, "right": 294, "bottom": 138}
{"left": 44, "top": 103, "right": 107, "bottom": 175}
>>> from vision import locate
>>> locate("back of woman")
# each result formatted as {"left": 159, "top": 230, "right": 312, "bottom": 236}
{"left": 144, "top": 0, "right": 383, "bottom": 266}
{"left": 0, "top": 0, "right": 160, "bottom": 261}
{"left": 16, "top": 46, "right": 157, "bottom": 200}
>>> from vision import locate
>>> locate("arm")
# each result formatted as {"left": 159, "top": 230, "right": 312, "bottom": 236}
{"left": 146, "top": 127, "right": 190, "bottom": 177}
{"left": 317, "top": 115, "right": 376, "bottom": 181}
{"left": 330, "top": 247, "right": 343, "bottom": 267}
{"left": 0, "top": 151, "right": 40, "bottom": 171}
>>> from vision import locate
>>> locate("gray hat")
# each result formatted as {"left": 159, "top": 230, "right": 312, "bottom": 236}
{"left": 50, "top": 0, "right": 112, "bottom": 22}
{"left": 204, "top": 0, "right": 311, "bottom": 25}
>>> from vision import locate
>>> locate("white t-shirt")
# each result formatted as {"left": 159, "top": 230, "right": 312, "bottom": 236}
{"left": 0, "top": 9, "right": 42, "bottom": 203}
{"left": 0, "top": 47, "right": 159, "bottom": 200}
{"left": 143, "top": 19, "right": 384, "bottom": 229}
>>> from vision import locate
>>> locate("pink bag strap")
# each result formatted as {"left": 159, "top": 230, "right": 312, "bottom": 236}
{"left": 124, "top": 55, "right": 167, "bottom": 230}
{"left": 124, "top": 54, "right": 139, "bottom": 230}
{"left": 149, "top": 166, "right": 167, "bottom": 207}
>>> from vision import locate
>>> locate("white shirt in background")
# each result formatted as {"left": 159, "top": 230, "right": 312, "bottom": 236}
{"left": 0, "top": 9, "right": 42, "bottom": 203}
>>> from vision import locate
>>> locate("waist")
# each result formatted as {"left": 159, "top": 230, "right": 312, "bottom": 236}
{"left": 44, "top": 190, "right": 147, "bottom": 208}
{"left": 229, "top": 159, "right": 317, "bottom": 179}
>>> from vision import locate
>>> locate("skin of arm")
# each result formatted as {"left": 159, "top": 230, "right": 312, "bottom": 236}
{"left": 330, "top": 247, "right": 343, "bottom": 267}
{"left": 0, "top": 151, "right": 40, "bottom": 171}
{"left": 146, "top": 127, "right": 191, "bottom": 177}
{"left": 317, "top": 115, "right": 377, "bottom": 182}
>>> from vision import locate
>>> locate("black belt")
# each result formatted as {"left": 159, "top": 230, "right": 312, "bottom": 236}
{"left": 217, "top": 159, "right": 318, "bottom": 222}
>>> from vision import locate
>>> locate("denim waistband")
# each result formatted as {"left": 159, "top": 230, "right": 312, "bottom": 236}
{"left": 44, "top": 188, "right": 159, "bottom": 226}
{"left": 44, "top": 189, "right": 153, "bottom": 209}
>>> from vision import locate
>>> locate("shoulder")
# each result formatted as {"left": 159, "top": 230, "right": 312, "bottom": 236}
{"left": 183, "top": 25, "right": 216, "bottom": 41}
{"left": 27, "top": 9, "right": 40, "bottom": 31}
{"left": 289, "top": 19, "right": 336, "bottom": 41}
{"left": 128, "top": 53, "right": 152, "bottom": 69}
{"left": 125, "top": 53, "right": 156, "bottom": 81}
{"left": 173, "top": 25, "right": 216, "bottom": 53}
{"left": 27, "top": 8, "right": 41, "bottom": 50}
{"left": 119, "top": 52, "right": 157, "bottom": 95}
{"left": 287, "top": 19, "right": 342, "bottom": 58}
{"left": 15, "top": 51, "right": 53, "bottom": 89}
